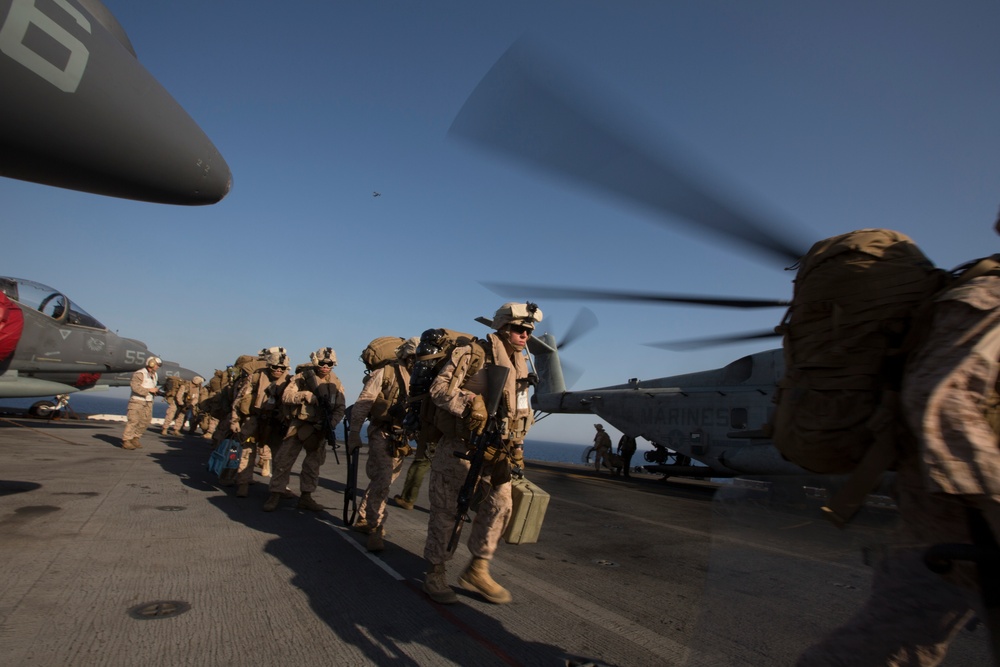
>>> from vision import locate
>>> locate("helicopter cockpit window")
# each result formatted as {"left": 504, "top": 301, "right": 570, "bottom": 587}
{"left": 730, "top": 408, "right": 748, "bottom": 430}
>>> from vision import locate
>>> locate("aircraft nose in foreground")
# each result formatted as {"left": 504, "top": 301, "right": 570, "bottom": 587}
{"left": 0, "top": 0, "right": 232, "bottom": 205}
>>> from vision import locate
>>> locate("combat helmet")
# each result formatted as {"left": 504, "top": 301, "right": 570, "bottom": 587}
{"left": 310, "top": 347, "right": 337, "bottom": 366}
{"left": 489, "top": 302, "right": 543, "bottom": 330}
{"left": 258, "top": 346, "right": 290, "bottom": 368}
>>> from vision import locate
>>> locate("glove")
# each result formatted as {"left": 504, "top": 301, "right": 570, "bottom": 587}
{"left": 348, "top": 429, "right": 363, "bottom": 452}
{"left": 464, "top": 394, "right": 487, "bottom": 435}
{"left": 511, "top": 446, "right": 525, "bottom": 473}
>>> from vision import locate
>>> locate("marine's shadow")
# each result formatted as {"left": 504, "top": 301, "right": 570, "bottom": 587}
{"left": 151, "top": 438, "right": 567, "bottom": 666}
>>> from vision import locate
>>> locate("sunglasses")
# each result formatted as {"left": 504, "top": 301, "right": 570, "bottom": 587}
{"left": 317, "top": 361, "right": 335, "bottom": 367}
{"left": 508, "top": 325, "right": 533, "bottom": 335}
{"left": 269, "top": 364, "right": 287, "bottom": 371}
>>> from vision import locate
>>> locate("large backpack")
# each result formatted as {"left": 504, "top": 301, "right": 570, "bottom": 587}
{"left": 768, "top": 229, "right": 947, "bottom": 524}
{"left": 361, "top": 336, "right": 405, "bottom": 371}
{"left": 163, "top": 375, "right": 185, "bottom": 399}
{"left": 206, "top": 355, "right": 267, "bottom": 420}
{"left": 402, "top": 328, "right": 488, "bottom": 443}
{"left": 359, "top": 336, "right": 407, "bottom": 425}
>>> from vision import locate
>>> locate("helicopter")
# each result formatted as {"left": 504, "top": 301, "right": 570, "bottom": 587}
{"left": 450, "top": 39, "right": 841, "bottom": 479}
{"left": 0, "top": 0, "right": 230, "bottom": 204}
{"left": 0, "top": 276, "right": 200, "bottom": 417}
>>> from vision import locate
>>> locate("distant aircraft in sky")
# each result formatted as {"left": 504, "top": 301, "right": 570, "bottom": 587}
{"left": 0, "top": 0, "right": 231, "bottom": 204}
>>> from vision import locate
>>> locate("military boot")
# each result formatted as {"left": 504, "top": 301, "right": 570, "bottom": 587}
{"left": 422, "top": 563, "right": 457, "bottom": 604}
{"left": 122, "top": 438, "right": 136, "bottom": 450}
{"left": 350, "top": 518, "right": 374, "bottom": 534}
{"left": 236, "top": 483, "right": 249, "bottom": 498}
{"left": 260, "top": 459, "right": 272, "bottom": 477}
{"left": 132, "top": 439, "right": 143, "bottom": 449}
{"left": 392, "top": 494, "right": 414, "bottom": 510}
{"left": 297, "top": 492, "right": 324, "bottom": 512}
{"left": 459, "top": 557, "right": 512, "bottom": 604}
{"left": 366, "top": 526, "right": 385, "bottom": 553}
{"left": 262, "top": 492, "right": 282, "bottom": 512}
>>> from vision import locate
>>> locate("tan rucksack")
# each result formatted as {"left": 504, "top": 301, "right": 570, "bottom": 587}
{"left": 360, "top": 336, "right": 405, "bottom": 371}
{"left": 163, "top": 375, "right": 185, "bottom": 399}
{"left": 768, "top": 229, "right": 947, "bottom": 524}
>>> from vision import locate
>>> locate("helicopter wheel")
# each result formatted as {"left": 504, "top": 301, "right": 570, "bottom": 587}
{"left": 29, "top": 400, "right": 60, "bottom": 419}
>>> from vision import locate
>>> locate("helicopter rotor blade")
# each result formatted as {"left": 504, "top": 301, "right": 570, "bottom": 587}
{"left": 560, "top": 359, "right": 585, "bottom": 390}
{"left": 646, "top": 329, "right": 781, "bottom": 351}
{"left": 483, "top": 281, "right": 789, "bottom": 310}
{"left": 557, "top": 306, "right": 599, "bottom": 350}
{"left": 450, "top": 39, "right": 811, "bottom": 266}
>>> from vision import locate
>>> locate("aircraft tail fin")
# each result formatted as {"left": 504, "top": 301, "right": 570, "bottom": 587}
{"left": 528, "top": 332, "right": 566, "bottom": 396}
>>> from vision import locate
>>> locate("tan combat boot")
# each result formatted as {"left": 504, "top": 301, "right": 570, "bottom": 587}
{"left": 351, "top": 518, "right": 374, "bottom": 534}
{"left": 393, "top": 494, "right": 414, "bottom": 510}
{"left": 366, "top": 526, "right": 385, "bottom": 553}
{"left": 236, "top": 483, "right": 249, "bottom": 498}
{"left": 262, "top": 492, "right": 282, "bottom": 512}
{"left": 459, "top": 557, "right": 512, "bottom": 604}
{"left": 122, "top": 438, "right": 136, "bottom": 450}
{"left": 132, "top": 439, "right": 143, "bottom": 449}
{"left": 296, "top": 492, "right": 324, "bottom": 512}
{"left": 260, "top": 459, "right": 272, "bottom": 477}
{"left": 423, "top": 563, "right": 457, "bottom": 604}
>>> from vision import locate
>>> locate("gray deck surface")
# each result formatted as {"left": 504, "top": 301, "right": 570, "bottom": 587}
{"left": 0, "top": 414, "right": 989, "bottom": 666}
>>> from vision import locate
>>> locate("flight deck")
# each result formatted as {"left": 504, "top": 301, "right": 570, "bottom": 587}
{"left": 0, "top": 414, "right": 988, "bottom": 666}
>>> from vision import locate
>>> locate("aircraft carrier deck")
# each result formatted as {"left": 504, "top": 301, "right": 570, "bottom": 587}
{"left": 0, "top": 413, "right": 989, "bottom": 666}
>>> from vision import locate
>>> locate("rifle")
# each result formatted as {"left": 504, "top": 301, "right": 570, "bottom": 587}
{"left": 448, "top": 365, "right": 510, "bottom": 553}
{"left": 342, "top": 404, "right": 359, "bottom": 526}
{"left": 304, "top": 370, "right": 340, "bottom": 465}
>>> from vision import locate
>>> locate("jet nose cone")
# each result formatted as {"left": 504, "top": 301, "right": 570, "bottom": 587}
{"left": 0, "top": 0, "right": 233, "bottom": 205}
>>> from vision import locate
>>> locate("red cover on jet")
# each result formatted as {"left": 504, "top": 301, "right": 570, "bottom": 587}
{"left": 0, "top": 292, "right": 24, "bottom": 362}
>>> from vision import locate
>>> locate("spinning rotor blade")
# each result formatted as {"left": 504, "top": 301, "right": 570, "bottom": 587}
{"left": 647, "top": 329, "right": 781, "bottom": 351}
{"left": 483, "top": 282, "right": 789, "bottom": 310}
{"left": 557, "top": 306, "right": 598, "bottom": 349}
{"left": 450, "top": 39, "right": 811, "bottom": 265}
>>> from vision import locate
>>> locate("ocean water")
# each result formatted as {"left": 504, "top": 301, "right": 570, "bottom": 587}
{"left": 0, "top": 394, "right": 620, "bottom": 467}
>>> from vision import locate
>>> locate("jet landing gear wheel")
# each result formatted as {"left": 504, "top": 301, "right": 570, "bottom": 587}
{"left": 29, "top": 400, "right": 60, "bottom": 419}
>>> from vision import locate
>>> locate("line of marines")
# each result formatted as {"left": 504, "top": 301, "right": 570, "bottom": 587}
{"left": 124, "top": 302, "right": 543, "bottom": 606}
{"left": 120, "top": 269, "right": 1000, "bottom": 664}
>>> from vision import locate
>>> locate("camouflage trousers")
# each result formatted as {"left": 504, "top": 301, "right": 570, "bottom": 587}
{"left": 122, "top": 400, "right": 153, "bottom": 441}
{"left": 164, "top": 403, "right": 189, "bottom": 434}
{"left": 400, "top": 437, "right": 437, "bottom": 504}
{"left": 162, "top": 402, "right": 180, "bottom": 433}
{"left": 201, "top": 415, "right": 218, "bottom": 437}
{"left": 237, "top": 441, "right": 263, "bottom": 484}
{"left": 236, "top": 416, "right": 281, "bottom": 484}
{"left": 269, "top": 420, "right": 326, "bottom": 494}
{"left": 423, "top": 435, "right": 512, "bottom": 565}
{"left": 357, "top": 428, "right": 403, "bottom": 529}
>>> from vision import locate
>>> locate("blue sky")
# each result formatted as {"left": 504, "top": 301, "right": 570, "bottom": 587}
{"left": 3, "top": 1, "right": 999, "bottom": 445}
